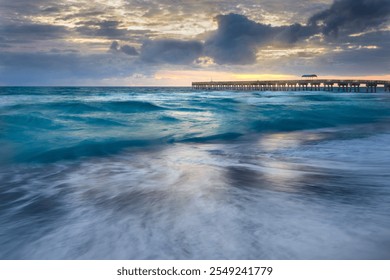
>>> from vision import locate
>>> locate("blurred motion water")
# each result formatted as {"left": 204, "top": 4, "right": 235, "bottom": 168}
{"left": 1, "top": 87, "right": 390, "bottom": 259}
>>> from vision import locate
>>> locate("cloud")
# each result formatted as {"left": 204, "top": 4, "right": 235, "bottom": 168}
{"left": 121, "top": 45, "right": 139, "bottom": 56}
{"left": 204, "top": 14, "right": 275, "bottom": 64}
{"left": 309, "top": 0, "right": 390, "bottom": 37}
{"left": 0, "top": 23, "right": 69, "bottom": 43}
{"left": 109, "top": 41, "right": 139, "bottom": 56}
{"left": 246, "top": 29, "right": 390, "bottom": 76}
{"left": 109, "top": 41, "right": 120, "bottom": 52}
{"left": 203, "top": 0, "right": 390, "bottom": 64}
{"left": 276, "top": 23, "right": 319, "bottom": 44}
{"left": 1, "top": 0, "right": 388, "bottom": 85}
{"left": 41, "top": 6, "right": 61, "bottom": 13}
{"left": 0, "top": 51, "right": 140, "bottom": 85}
{"left": 0, "top": 1, "right": 61, "bottom": 16}
{"left": 139, "top": 39, "right": 203, "bottom": 64}
{"left": 76, "top": 20, "right": 128, "bottom": 38}
{"left": 292, "top": 44, "right": 390, "bottom": 76}
{"left": 204, "top": 13, "right": 317, "bottom": 64}
{"left": 61, "top": 10, "right": 106, "bottom": 21}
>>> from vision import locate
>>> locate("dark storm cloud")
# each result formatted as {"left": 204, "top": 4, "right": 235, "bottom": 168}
{"left": 121, "top": 45, "right": 139, "bottom": 56}
{"left": 204, "top": 13, "right": 317, "bottom": 64}
{"left": 139, "top": 39, "right": 203, "bottom": 64}
{"left": 204, "top": 0, "right": 390, "bottom": 64}
{"left": 309, "top": 0, "right": 390, "bottom": 37}
{"left": 110, "top": 41, "right": 120, "bottom": 51}
{"left": 110, "top": 0, "right": 389, "bottom": 66}
{"left": 276, "top": 23, "right": 319, "bottom": 44}
{"left": 109, "top": 41, "right": 139, "bottom": 56}
{"left": 0, "top": 0, "right": 388, "bottom": 84}
{"left": 0, "top": 23, "right": 69, "bottom": 43}
{"left": 204, "top": 14, "right": 269, "bottom": 64}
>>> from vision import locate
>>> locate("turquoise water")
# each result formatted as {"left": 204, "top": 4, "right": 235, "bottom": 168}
{"left": 1, "top": 87, "right": 390, "bottom": 259}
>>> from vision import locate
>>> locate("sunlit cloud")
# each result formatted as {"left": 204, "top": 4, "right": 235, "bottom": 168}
{"left": 0, "top": 0, "right": 389, "bottom": 85}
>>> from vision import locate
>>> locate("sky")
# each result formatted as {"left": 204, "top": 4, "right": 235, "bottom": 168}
{"left": 0, "top": 0, "right": 389, "bottom": 86}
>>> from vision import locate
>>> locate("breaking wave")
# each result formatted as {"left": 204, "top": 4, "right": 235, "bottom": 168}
{"left": 1, "top": 87, "right": 390, "bottom": 259}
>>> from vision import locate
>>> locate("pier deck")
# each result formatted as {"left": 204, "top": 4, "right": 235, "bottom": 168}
{"left": 192, "top": 79, "right": 390, "bottom": 92}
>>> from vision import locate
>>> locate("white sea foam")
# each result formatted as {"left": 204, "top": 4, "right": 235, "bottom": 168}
{"left": 1, "top": 87, "right": 390, "bottom": 259}
{"left": 2, "top": 130, "right": 389, "bottom": 259}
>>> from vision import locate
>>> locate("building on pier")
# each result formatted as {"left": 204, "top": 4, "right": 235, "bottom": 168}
{"left": 301, "top": 74, "right": 318, "bottom": 79}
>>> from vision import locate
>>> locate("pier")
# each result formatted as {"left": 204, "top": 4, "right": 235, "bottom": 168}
{"left": 192, "top": 79, "right": 390, "bottom": 92}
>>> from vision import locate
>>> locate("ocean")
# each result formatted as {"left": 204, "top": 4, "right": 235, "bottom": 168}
{"left": 1, "top": 87, "right": 390, "bottom": 259}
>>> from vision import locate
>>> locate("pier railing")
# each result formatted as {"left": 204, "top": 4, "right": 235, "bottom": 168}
{"left": 192, "top": 79, "right": 390, "bottom": 92}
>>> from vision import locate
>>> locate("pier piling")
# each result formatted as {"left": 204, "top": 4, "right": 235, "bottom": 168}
{"left": 192, "top": 79, "right": 389, "bottom": 92}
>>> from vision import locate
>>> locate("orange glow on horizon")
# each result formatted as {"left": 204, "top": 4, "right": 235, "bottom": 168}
{"left": 153, "top": 70, "right": 390, "bottom": 86}
{"left": 313, "top": 74, "right": 390, "bottom": 80}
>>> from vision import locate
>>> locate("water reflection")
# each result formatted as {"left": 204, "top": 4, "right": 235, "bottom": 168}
{"left": 258, "top": 131, "right": 327, "bottom": 152}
